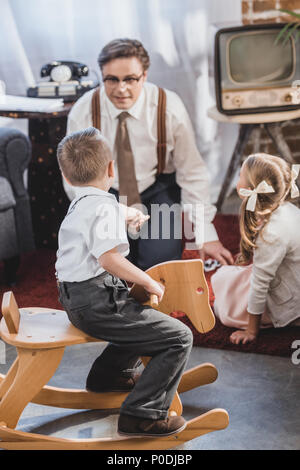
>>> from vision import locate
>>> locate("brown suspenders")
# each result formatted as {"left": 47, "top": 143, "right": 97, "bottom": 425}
{"left": 91, "top": 86, "right": 167, "bottom": 175}
{"left": 91, "top": 87, "right": 101, "bottom": 131}
{"left": 156, "top": 87, "right": 167, "bottom": 175}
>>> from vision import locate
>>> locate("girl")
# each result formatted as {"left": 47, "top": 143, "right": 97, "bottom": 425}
{"left": 211, "top": 153, "right": 300, "bottom": 344}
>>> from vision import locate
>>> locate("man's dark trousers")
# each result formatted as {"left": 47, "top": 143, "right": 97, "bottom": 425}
{"left": 110, "top": 172, "right": 183, "bottom": 271}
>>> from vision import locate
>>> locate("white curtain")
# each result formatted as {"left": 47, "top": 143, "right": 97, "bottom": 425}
{"left": 0, "top": 0, "right": 241, "bottom": 201}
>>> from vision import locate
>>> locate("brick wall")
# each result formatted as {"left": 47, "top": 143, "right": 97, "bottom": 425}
{"left": 242, "top": 0, "right": 300, "bottom": 24}
{"left": 241, "top": 0, "right": 300, "bottom": 162}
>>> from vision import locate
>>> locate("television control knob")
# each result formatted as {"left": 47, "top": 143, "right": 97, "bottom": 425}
{"left": 232, "top": 95, "right": 243, "bottom": 107}
{"left": 284, "top": 93, "right": 293, "bottom": 103}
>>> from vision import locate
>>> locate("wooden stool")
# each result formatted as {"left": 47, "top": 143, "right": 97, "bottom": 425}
{"left": 0, "top": 259, "right": 229, "bottom": 450}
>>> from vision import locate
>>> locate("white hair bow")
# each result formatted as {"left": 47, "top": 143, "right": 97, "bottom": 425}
{"left": 291, "top": 164, "right": 300, "bottom": 198}
{"left": 239, "top": 180, "right": 275, "bottom": 212}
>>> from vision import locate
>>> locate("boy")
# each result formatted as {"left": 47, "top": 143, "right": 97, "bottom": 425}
{"left": 55, "top": 127, "right": 193, "bottom": 437}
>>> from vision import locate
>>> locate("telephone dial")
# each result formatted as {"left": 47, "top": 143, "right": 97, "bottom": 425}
{"left": 27, "top": 60, "right": 98, "bottom": 102}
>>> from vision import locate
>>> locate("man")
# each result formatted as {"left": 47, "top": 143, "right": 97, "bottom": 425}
{"left": 64, "top": 38, "right": 233, "bottom": 269}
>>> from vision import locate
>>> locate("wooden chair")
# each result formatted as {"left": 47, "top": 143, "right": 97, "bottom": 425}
{"left": 0, "top": 259, "right": 229, "bottom": 450}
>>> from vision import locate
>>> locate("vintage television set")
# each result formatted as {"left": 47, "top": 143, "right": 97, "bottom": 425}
{"left": 214, "top": 23, "right": 300, "bottom": 115}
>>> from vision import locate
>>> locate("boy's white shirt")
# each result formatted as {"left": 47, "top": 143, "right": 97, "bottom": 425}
{"left": 55, "top": 186, "right": 129, "bottom": 282}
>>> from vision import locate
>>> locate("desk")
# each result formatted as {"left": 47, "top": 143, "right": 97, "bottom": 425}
{"left": 208, "top": 106, "right": 300, "bottom": 211}
{"left": 0, "top": 104, "right": 73, "bottom": 248}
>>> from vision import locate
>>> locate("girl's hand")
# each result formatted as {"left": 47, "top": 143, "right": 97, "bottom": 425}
{"left": 230, "top": 329, "right": 257, "bottom": 345}
{"left": 144, "top": 278, "right": 165, "bottom": 303}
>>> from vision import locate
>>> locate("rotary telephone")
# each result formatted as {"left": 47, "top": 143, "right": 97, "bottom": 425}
{"left": 27, "top": 60, "right": 98, "bottom": 102}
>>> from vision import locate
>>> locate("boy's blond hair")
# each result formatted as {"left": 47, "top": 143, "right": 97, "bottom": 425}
{"left": 57, "top": 127, "right": 111, "bottom": 186}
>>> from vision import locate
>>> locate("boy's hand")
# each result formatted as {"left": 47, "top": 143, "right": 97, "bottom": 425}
{"left": 144, "top": 278, "right": 165, "bottom": 303}
{"left": 230, "top": 329, "right": 257, "bottom": 345}
{"left": 120, "top": 205, "right": 150, "bottom": 232}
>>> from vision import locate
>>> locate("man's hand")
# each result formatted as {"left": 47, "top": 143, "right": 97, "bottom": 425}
{"left": 200, "top": 240, "right": 234, "bottom": 265}
{"left": 230, "top": 329, "right": 257, "bottom": 345}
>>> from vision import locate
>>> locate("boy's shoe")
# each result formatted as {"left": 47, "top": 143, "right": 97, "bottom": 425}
{"left": 86, "top": 374, "right": 141, "bottom": 393}
{"left": 117, "top": 413, "right": 187, "bottom": 437}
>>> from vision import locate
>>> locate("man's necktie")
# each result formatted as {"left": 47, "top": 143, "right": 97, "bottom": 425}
{"left": 115, "top": 112, "right": 141, "bottom": 207}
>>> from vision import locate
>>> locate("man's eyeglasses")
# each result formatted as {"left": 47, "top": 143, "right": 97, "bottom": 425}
{"left": 103, "top": 73, "right": 144, "bottom": 89}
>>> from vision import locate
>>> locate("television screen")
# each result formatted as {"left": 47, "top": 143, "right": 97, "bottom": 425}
{"left": 228, "top": 32, "right": 294, "bottom": 84}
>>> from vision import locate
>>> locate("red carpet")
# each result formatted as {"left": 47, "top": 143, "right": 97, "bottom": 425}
{"left": 0, "top": 214, "right": 299, "bottom": 357}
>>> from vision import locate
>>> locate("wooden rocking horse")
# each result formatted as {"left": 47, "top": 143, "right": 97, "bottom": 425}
{"left": 0, "top": 258, "right": 229, "bottom": 450}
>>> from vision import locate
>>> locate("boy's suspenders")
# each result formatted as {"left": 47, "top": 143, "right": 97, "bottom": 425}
{"left": 67, "top": 194, "right": 99, "bottom": 216}
{"left": 91, "top": 86, "right": 167, "bottom": 175}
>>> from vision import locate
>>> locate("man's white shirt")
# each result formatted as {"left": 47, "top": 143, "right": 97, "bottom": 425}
{"left": 65, "top": 82, "right": 218, "bottom": 245}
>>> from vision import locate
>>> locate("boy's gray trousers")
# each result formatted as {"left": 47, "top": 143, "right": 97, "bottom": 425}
{"left": 58, "top": 272, "right": 193, "bottom": 420}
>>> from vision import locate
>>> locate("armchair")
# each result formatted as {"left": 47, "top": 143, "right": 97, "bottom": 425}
{"left": 0, "top": 127, "right": 35, "bottom": 285}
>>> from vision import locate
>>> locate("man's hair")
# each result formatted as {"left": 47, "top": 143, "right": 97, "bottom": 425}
{"left": 98, "top": 38, "right": 150, "bottom": 71}
{"left": 57, "top": 127, "right": 111, "bottom": 186}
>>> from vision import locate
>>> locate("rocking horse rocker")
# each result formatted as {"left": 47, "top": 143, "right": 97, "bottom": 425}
{"left": 0, "top": 259, "right": 229, "bottom": 450}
